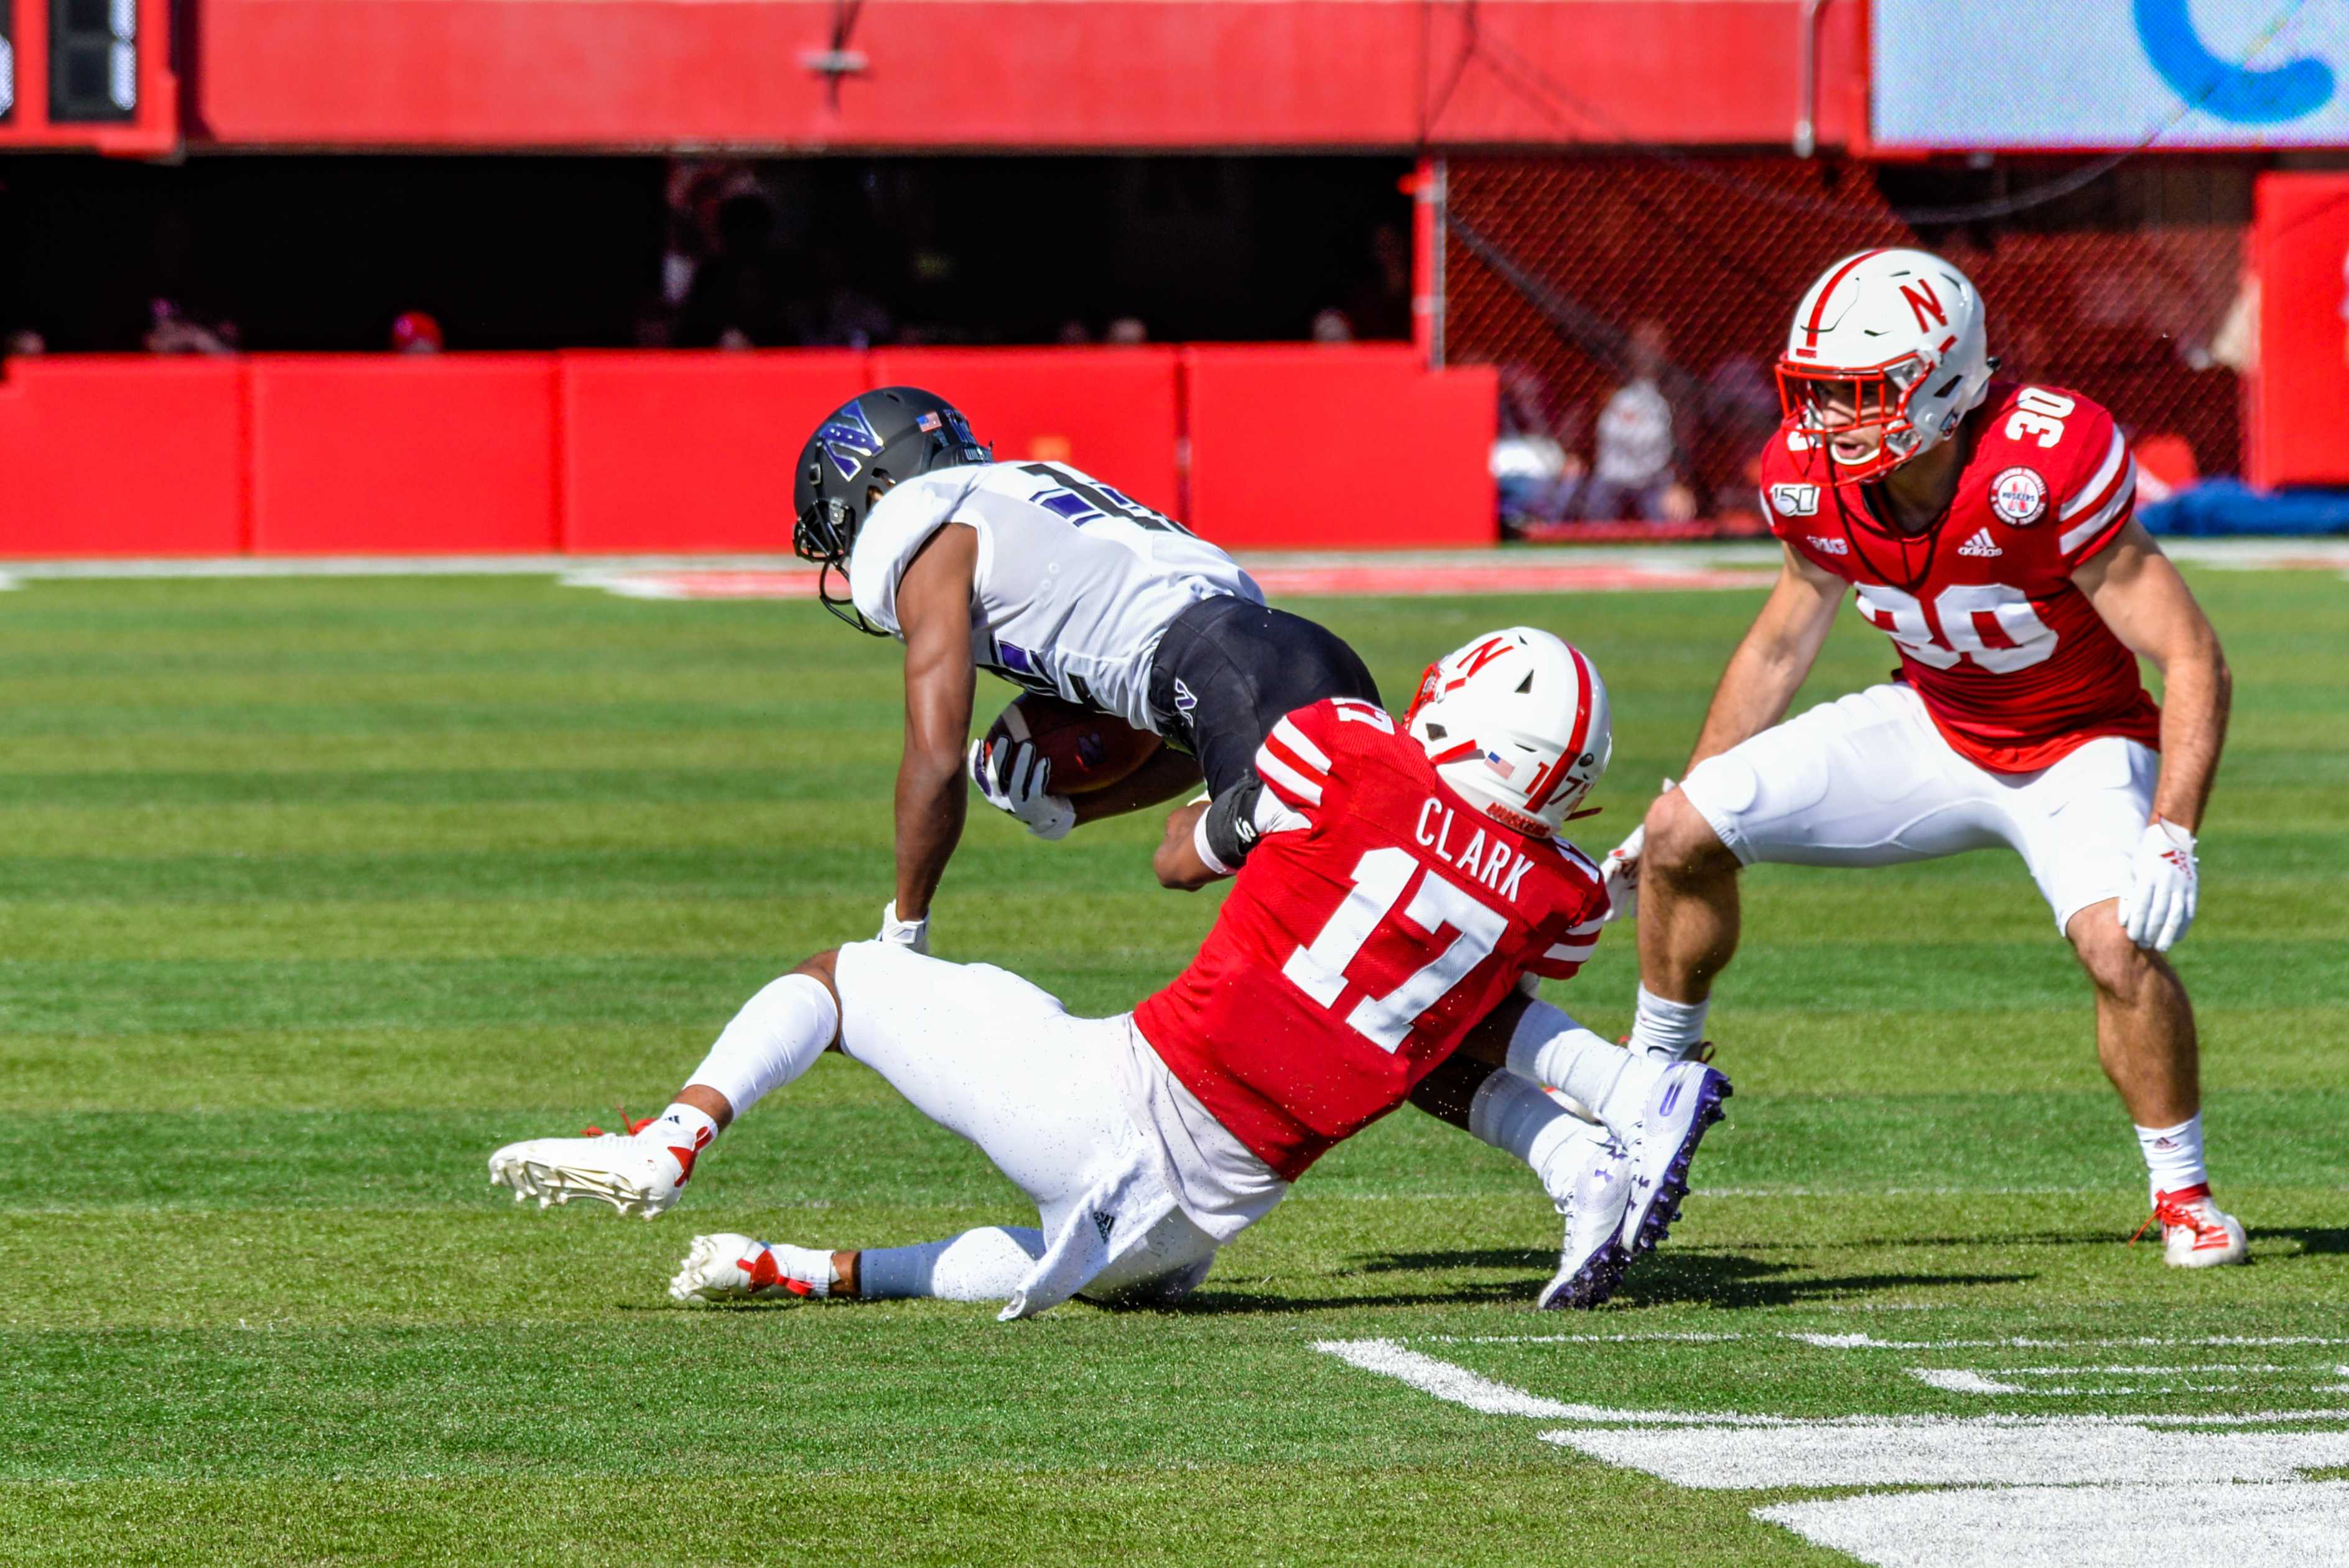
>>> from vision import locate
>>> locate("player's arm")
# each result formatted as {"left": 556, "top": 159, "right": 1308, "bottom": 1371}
{"left": 1153, "top": 710, "right": 1329, "bottom": 889}
{"left": 1681, "top": 542, "right": 1847, "bottom": 771}
{"left": 1072, "top": 745, "right": 1204, "bottom": 827}
{"left": 890, "top": 524, "right": 980, "bottom": 927}
{"left": 2073, "top": 519, "right": 2231, "bottom": 830}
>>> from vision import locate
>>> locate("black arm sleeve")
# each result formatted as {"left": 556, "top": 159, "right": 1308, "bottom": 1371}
{"left": 1201, "top": 778, "right": 1268, "bottom": 873}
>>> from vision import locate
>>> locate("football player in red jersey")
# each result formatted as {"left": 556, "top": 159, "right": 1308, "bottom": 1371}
{"left": 1603, "top": 248, "right": 2241, "bottom": 1266}
{"left": 488, "top": 630, "right": 1731, "bottom": 1315}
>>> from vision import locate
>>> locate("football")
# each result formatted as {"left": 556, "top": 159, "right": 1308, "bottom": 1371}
{"left": 980, "top": 692, "right": 1163, "bottom": 796}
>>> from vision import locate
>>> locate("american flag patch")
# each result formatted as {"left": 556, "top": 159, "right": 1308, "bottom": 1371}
{"left": 916, "top": 412, "right": 943, "bottom": 432}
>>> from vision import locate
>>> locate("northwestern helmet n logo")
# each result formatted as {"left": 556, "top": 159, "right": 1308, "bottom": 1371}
{"left": 817, "top": 402, "right": 885, "bottom": 482}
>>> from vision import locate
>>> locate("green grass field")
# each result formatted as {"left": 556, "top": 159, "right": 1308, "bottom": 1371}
{"left": 2, "top": 563, "right": 2343, "bottom": 1566}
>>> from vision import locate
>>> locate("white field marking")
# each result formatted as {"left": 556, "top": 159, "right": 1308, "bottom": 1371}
{"left": 1791, "top": 1333, "right": 2349, "bottom": 1350}
{"left": 1316, "top": 1342, "right": 2349, "bottom": 1430}
{"left": 1757, "top": 1482, "right": 2349, "bottom": 1568}
{"left": 1907, "top": 1369, "right": 2024, "bottom": 1395}
{"left": 1414, "top": 1332, "right": 1747, "bottom": 1345}
{"left": 1, "top": 535, "right": 2326, "bottom": 585}
{"left": 1540, "top": 1421, "right": 2349, "bottom": 1488}
{"left": 1310, "top": 1339, "right": 1784, "bottom": 1426}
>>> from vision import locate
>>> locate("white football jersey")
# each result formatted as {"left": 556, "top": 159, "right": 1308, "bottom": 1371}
{"left": 848, "top": 461, "right": 1261, "bottom": 732}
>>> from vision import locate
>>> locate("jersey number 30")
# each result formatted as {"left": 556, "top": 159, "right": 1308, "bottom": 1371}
{"left": 1854, "top": 582, "right": 2058, "bottom": 674}
{"left": 1281, "top": 847, "right": 1508, "bottom": 1052}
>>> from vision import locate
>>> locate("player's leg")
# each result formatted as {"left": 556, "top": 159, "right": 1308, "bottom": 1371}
{"left": 676, "top": 942, "right": 1222, "bottom": 1307}
{"left": 1632, "top": 684, "right": 2009, "bottom": 1060}
{"left": 488, "top": 955, "right": 846, "bottom": 1217}
{"left": 2011, "top": 740, "right": 2245, "bottom": 1266}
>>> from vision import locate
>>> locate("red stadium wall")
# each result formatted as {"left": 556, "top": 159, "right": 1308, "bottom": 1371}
{"left": 2249, "top": 173, "right": 2349, "bottom": 489}
{"left": 191, "top": 0, "right": 1866, "bottom": 150}
{"left": 0, "top": 348, "right": 1494, "bottom": 557}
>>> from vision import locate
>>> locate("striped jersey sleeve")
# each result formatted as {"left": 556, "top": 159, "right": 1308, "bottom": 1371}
{"left": 1524, "top": 842, "right": 1611, "bottom": 980}
{"left": 2055, "top": 417, "right": 2137, "bottom": 568}
{"left": 1254, "top": 709, "right": 1337, "bottom": 816}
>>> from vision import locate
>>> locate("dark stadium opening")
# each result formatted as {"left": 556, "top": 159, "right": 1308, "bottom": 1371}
{"left": 0, "top": 153, "right": 1415, "bottom": 353}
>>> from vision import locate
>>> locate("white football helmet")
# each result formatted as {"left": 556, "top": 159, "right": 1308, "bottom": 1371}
{"left": 1776, "top": 247, "right": 1993, "bottom": 486}
{"left": 1403, "top": 627, "right": 1611, "bottom": 837}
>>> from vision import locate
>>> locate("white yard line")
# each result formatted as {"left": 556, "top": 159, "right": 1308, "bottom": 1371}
{"left": 0, "top": 536, "right": 2338, "bottom": 582}
{"left": 1757, "top": 1483, "right": 2349, "bottom": 1567}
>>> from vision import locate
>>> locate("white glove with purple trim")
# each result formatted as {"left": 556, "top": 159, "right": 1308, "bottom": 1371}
{"left": 2119, "top": 818, "right": 2198, "bottom": 953}
{"left": 968, "top": 737, "right": 1076, "bottom": 842}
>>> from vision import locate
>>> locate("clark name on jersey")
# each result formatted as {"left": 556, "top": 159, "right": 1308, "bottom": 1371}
{"left": 1136, "top": 697, "right": 1609, "bottom": 1183}
{"left": 1758, "top": 381, "right": 2158, "bottom": 774}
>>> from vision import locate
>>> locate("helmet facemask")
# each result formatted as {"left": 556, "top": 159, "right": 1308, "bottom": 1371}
{"left": 1775, "top": 355, "right": 1935, "bottom": 489}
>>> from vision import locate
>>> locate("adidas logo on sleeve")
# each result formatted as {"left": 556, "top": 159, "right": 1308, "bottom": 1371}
{"left": 1956, "top": 528, "right": 2003, "bottom": 558}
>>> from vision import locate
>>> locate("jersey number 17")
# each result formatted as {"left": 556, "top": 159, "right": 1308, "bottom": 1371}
{"left": 1281, "top": 848, "right": 1509, "bottom": 1051}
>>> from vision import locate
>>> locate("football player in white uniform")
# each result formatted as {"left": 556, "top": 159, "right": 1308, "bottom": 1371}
{"left": 1604, "top": 250, "right": 2242, "bottom": 1267}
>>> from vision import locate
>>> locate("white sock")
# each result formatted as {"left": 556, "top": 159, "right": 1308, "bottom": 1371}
{"left": 2136, "top": 1115, "right": 2208, "bottom": 1200}
{"left": 1629, "top": 984, "right": 1710, "bottom": 1061}
{"left": 1505, "top": 999, "right": 1665, "bottom": 1141}
{"left": 681, "top": 973, "right": 839, "bottom": 1123}
{"left": 1468, "top": 1069, "right": 1607, "bottom": 1210}
{"left": 642, "top": 1102, "right": 719, "bottom": 1149}
{"left": 858, "top": 1228, "right": 1046, "bottom": 1301}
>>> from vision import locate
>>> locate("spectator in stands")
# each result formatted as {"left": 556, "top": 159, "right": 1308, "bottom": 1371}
{"left": 1339, "top": 223, "right": 1413, "bottom": 341}
{"left": 1105, "top": 316, "right": 1150, "bottom": 346}
{"left": 788, "top": 248, "right": 893, "bottom": 350}
{"left": 1056, "top": 318, "right": 1094, "bottom": 346}
{"left": 391, "top": 312, "right": 445, "bottom": 354}
{"left": 1311, "top": 308, "right": 1355, "bottom": 344}
{"left": 4, "top": 329, "right": 45, "bottom": 360}
{"left": 1579, "top": 319, "right": 1682, "bottom": 522}
{"left": 1492, "top": 365, "right": 1584, "bottom": 536}
{"left": 675, "top": 191, "right": 794, "bottom": 349}
{"left": 144, "top": 298, "right": 238, "bottom": 356}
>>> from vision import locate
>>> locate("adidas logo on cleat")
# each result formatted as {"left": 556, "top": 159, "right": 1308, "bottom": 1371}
{"left": 1956, "top": 528, "right": 2003, "bottom": 558}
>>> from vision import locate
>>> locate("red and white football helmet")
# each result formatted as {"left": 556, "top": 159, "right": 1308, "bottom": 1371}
{"left": 1776, "top": 247, "right": 1994, "bottom": 486}
{"left": 1403, "top": 627, "right": 1611, "bottom": 837}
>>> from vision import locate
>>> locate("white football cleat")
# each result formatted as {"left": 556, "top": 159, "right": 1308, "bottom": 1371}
{"left": 2143, "top": 1185, "right": 2249, "bottom": 1268}
{"left": 1619, "top": 1060, "right": 1731, "bottom": 1258}
{"left": 486, "top": 1123, "right": 710, "bottom": 1220}
{"left": 1538, "top": 1136, "right": 1632, "bottom": 1310}
{"left": 670, "top": 1233, "right": 837, "bottom": 1306}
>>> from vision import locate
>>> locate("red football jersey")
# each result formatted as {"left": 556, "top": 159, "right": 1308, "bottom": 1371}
{"left": 1133, "top": 698, "right": 1609, "bottom": 1182}
{"left": 1757, "top": 381, "right": 2160, "bottom": 773}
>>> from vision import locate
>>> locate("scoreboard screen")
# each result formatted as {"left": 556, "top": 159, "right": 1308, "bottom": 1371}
{"left": 0, "top": 0, "right": 168, "bottom": 147}
{"left": 50, "top": 0, "right": 134, "bottom": 122}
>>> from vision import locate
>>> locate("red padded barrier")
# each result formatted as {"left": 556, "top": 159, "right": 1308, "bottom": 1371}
{"left": 1182, "top": 346, "right": 1496, "bottom": 549}
{"left": 561, "top": 351, "right": 870, "bottom": 553}
{"left": 2250, "top": 174, "right": 2349, "bottom": 489}
{"left": 0, "top": 358, "right": 246, "bottom": 557}
{"left": 3, "top": 348, "right": 1499, "bottom": 557}
{"left": 248, "top": 356, "right": 561, "bottom": 554}
{"left": 871, "top": 348, "right": 1184, "bottom": 516}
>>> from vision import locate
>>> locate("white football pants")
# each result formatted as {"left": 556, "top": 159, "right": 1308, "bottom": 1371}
{"left": 832, "top": 940, "right": 1219, "bottom": 1304}
{"left": 1677, "top": 682, "right": 2156, "bottom": 934}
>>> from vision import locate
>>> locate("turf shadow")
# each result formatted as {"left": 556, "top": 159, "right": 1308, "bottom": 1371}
{"left": 2252, "top": 1225, "right": 2349, "bottom": 1256}
{"left": 1609, "top": 1248, "right": 2030, "bottom": 1308}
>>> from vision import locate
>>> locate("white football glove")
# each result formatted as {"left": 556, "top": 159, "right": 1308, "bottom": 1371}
{"left": 2118, "top": 818, "right": 2198, "bottom": 953}
{"left": 877, "top": 899, "right": 930, "bottom": 955}
{"left": 967, "top": 737, "right": 1076, "bottom": 842}
{"left": 1599, "top": 778, "right": 1672, "bottom": 925}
